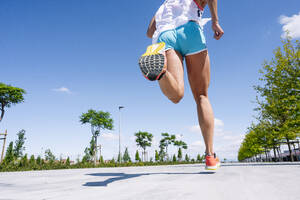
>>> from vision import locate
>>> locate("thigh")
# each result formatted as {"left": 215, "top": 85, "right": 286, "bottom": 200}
{"left": 166, "top": 49, "right": 184, "bottom": 88}
{"left": 185, "top": 50, "right": 210, "bottom": 98}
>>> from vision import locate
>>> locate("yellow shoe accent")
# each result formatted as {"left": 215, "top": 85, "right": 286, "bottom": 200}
{"left": 142, "top": 42, "right": 165, "bottom": 56}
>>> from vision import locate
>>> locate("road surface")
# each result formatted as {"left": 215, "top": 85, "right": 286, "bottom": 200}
{"left": 0, "top": 163, "right": 299, "bottom": 200}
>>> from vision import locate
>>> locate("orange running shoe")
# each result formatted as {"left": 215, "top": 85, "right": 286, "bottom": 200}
{"left": 205, "top": 153, "right": 221, "bottom": 170}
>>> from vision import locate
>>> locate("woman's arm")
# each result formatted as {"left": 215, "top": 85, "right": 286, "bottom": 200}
{"left": 146, "top": 16, "right": 156, "bottom": 38}
{"left": 206, "top": 0, "right": 224, "bottom": 40}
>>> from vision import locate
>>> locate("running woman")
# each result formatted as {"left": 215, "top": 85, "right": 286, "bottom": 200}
{"left": 139, "top": 0, "right": 224, "bottom": 170}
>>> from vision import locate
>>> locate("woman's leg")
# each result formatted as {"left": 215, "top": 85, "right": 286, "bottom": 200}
{"left": 158, "top": 49, "right": 184, "bottom": 104}
{"left": 185, "top": 50, "right": 214, "bottom": 155}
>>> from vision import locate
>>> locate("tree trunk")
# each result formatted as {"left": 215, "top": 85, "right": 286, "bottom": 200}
{"left": 0, "top": 105, "right": 5, "bottom": 122}
{"left": 94, "top": 135, "right": 97, "bottom": 165}
{"left": 292, "top": 142, "right": 297, "bottom": 161}
{"left": 277, "top": 147, "right": 281, "bottom": 162}
{"left": 264, "top": 149, "right": 268, "bottom": 162}
{"left": 286, "top": 138, "right": 294, "bottom": 162}
{"left": 273, "top": 147, "right": 277, "bottom": 162}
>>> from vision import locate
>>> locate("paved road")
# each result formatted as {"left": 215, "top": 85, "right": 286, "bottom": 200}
{"left": 0, "top": 163, "right": 299, "bottom": 200}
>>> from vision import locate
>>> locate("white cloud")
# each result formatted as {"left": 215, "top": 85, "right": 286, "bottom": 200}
{"left": 101, "top": 133, "right": 118, "bottom": 140}
{"left": 279, "top": 12, "right": 300, "bottom": 38}
{"left": 52, "top": 87, "right": 71, "bottom": 94}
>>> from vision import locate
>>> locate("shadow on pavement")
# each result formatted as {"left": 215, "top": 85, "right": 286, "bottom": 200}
{"left": 83, "top": 171, "right": 215, "bottom": 187}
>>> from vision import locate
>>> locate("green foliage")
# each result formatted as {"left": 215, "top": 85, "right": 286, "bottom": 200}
{"left": 0, "top": 83, "right": 26, "bottom": 122}
{"left": 174, "top": 140, "right": 188, "bottom": 149}
{"left": 239, "top": 37, "right": 300, "bottom": 161}
{"left": 29, "top": 155, "right": 35, "bottom": 166}
{"left": 44, "top": 149, "right": 55, "bottom": 162}
{"left": 110, "top": 158, "right": 116, "bottom": 164}
{"left": 185, "top": 154, "right": 190, "bottom": 162}
{"left": 79, "top": 109, "right": 114, "bottom": 136}
{"left": 99, "top": 155, "right": 104, "bottom": 163}
{"left": 20, "top": 154, "right": 28, "bottom": 168}
{"left": 123, "top": 147, "right": 131, "bottom": 163}
{"left": 66, "top": 157, "right": 70, "bottom": 166}
{"left": 117, "top": 152, "right": 123, "bottom": 163}
{"left": 82, "top": 136, "right": 96, "bottom": 163}
{"left": 36, "top": 156, "right": 42, "bottom": 165}
{"left": 4, "top": 142, "right": 14, "bottom": 164}
{"left": 135, "top": 150, "right": 141, "bottom": 162}
{"left": 155, "top": 150, "right": 159, "bottom": 162}
{"left": 159, "top": 133, "right": 176, "bottom": 161}
{"left": 80, "top": 109, "right": 114, "bottom": 164}
{"left": 197, "top": 154, "right": 205, "bottom": 163}
{"left": 172, "top": 154, "right": 177, "bottom": 162}
{"left": 177, "top": 148, "right": 182, "bottom": 161}
{"left": 13, "top": 129, "right": 26, "bottom": 158}
{"left": 135, "top": 131, "right": 153, "bottom": 161}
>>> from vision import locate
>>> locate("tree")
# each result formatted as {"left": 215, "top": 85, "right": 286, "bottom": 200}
{"left": 20, "top": 154, "right": 28, "bottom": 167}
{"left": 36, "top": 155, "right": 42, "bottom": 165}
{"left": 4, "top": 141, "right": 14, "bottom": 164}
{"left": 13, "top": 129, "right": 26, "bottom": 158}
{"left": 172, "top": 154, "right": 177, "bottom": 162}
{"left": 135, "top": 150, "right": 141, "bottom": 162}
{"left": 44, "top": 149, "right": 55, "bottom": 162}
{"left": 66, "top": 157, "right": 70, "bottom": 166}
{"left": 197, "top": 154, "right": 203, "bottom": 162}
{"left": 117, "top": 152, "right": 123, "bottom": 163}
{"left": 99, "top": 155, "right": 104, "bottom": 163}
{"left": 100, "top": 155, "right": 104, "bottom": 163}
{"left": 80, "top": 109, "right": 114, "bottom": 165}
{"left": 177, "top": 148, "right": 182, "bottom": 161}
{"left": 123, "top": 147, "right": 131, "bottom": 163}
{"left": 155, "top": 150, "right": 159, "bottom": 162}
{"left": 82, "top": 136, "right": 95, "bottom": 163}
{"left": 174, "top": 140, "right": 188, "bottom": 161}
{"left": 159, "top": 133, "right": 176, "bottom": 161}
{"left": 185, "top": 154, "right": 190, "bottom": 162}
{"left": 135, "top": 131, "right": 153, "bottom": 162}
{"left": 0, "top": 83, "right": 26, "bottom": 122}
{"left": 254, "top": 37, "right": 300, "bottom": 161}
{"left": 29, "top": 155, "right": 35, "bottom": 166}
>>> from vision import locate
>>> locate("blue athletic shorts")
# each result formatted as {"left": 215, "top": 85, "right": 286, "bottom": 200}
{"left": 157, "top": 21, "right": 207, "bottom": 56}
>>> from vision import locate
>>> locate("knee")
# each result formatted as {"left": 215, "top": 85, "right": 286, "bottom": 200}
{"left": 169, "top": 92, "right": 184, "bottom": 104}
{"left": 195, "top": 94, "right": 208, "bottom": 105}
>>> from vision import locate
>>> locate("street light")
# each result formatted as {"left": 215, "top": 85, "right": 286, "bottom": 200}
{"left": 118, "top": 106, "right": 124, "bottom": 163}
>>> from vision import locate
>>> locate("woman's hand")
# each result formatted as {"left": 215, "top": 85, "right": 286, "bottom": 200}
{"left": 212, "top": 22, "right": 224, "bottom": 40}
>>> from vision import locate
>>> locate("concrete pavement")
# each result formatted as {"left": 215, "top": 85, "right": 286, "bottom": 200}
{"left": 0, "top": 163, "right": 299, "bottom": 200}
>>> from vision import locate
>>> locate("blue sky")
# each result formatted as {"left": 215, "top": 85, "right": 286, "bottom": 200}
{"left": 0, "top": 0, "right": 299, "bottom": 161}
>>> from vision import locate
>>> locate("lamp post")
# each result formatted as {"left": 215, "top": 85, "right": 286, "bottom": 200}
{"left": 118, "top": 106, "right": 124, "bottom": 163}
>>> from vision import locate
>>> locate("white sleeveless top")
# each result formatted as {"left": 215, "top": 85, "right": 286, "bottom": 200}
{"left": 152, "top": 0, "right": 210, "bottom": 43}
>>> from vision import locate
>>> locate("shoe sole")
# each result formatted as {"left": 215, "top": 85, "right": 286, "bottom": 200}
{"left": 138, "top": 54, "right": 165, "bottom": 81}
{"left": 205, "top": 163, "right": 221, "bottom": 170}
{"left": 138, "top": 42, "right": 166, "bottom": 81}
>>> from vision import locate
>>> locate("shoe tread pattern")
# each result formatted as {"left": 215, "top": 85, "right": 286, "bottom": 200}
{"left": 138, "top": 54, "right": 165, "bottom": 81}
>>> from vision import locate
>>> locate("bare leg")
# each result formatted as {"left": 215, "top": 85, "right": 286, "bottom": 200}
{"left": 158, "top": 49, "right": 184, "bottom": 104}
{"left": 185, "top": 50, "right": 214, "bottom": 155}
